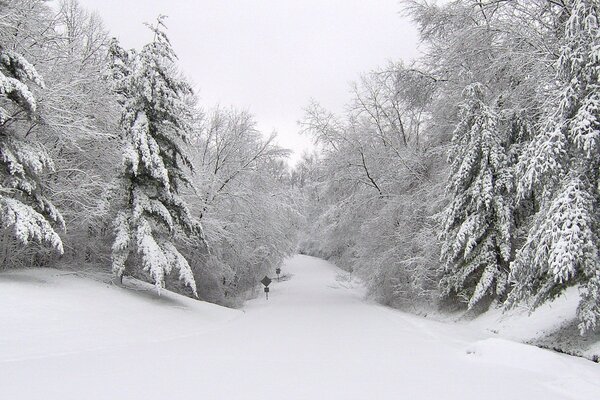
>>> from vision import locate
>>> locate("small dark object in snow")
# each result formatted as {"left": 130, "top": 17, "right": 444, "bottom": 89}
{"left": 261, "top": 276, "right": 272, "bottom": 287}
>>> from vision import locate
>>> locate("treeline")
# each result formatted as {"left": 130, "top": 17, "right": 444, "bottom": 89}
{"left": 0, "top": 0, "right": 298, "bottom": 305}
{"left": 296, "top": 0, "right": 599, "bottom": 333}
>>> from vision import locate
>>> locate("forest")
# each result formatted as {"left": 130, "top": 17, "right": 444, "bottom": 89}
{"left": 1, "top": 0, "right": 599, "bottom": 337}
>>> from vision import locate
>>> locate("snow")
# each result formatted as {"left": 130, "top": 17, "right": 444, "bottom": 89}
{"left": 1, "top": 255, "right": 599, "bottom": 399}
{"left": 0, "top": 268, "right": 237, "bottom": 362}
{"left": 469, "top": 286, "right": 580, "bottom": 339}
{"left": 0, "top": 197, "right": 64, "bottom": 253}
{"left": 466, "top": 285, "right": 600, "bottom": 360}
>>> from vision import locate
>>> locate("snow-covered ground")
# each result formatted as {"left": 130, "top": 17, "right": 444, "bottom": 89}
{"left": 465, "top": 286, "right": 600, "bottom": 361}
{"left": 1, "top": 255, "right": 598, "bottom": 399}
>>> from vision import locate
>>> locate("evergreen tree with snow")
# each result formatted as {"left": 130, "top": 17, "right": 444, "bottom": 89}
{"left": 109, "top": 17, "right": 204, "bottom": 294}
{"left": 439, "top": 83, "right": 515, "bottom": 309}
{"left": 0, "top": 45, "right": 64, "bottom": 255}
{"left": 509, "top": 0, "right": 599, "bottom": 333}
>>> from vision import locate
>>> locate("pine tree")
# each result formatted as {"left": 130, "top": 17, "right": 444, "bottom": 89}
{"left": 109, "top": 17, "right": 204, "bottom": 294}
{"left": 0, "top": 45, "right": 64, "bottom": 254}
{"left": 509, "top": 0, "right": 599, "bottom": 333}
{"left": 439, "top": 83, "right": 515, "bottom": 309}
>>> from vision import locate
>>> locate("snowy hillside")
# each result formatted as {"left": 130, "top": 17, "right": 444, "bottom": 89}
{"left": 465, "top": 286, "right": 600, "bottom": 362}
{"left": 0, "top": 268, "right": 240, "bottom": 363}
{"left": 1, "top": 255, "right": 599, "bottom": 400}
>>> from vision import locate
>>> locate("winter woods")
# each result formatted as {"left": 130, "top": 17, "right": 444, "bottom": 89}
{"left": 0, "top": 0, "right": 598, "bottom": 333}
{"left": 0, "top": 0, "right": 296, "bottom": 304}
{"left": 298, "top": 0, "right": 599, "bottom": 333}
{"left": 509, "top": 0, "right": 600, "bottom": 333}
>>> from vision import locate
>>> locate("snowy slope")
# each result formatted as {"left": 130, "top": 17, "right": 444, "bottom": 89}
{"left": 465, "top": 286, "right": 600, "bottom": 361}
{"left": 1, "top": 256, "right": 599, "bottom": 399}
{"left": 0, "top": 268, "right": 240, "bottom": 363}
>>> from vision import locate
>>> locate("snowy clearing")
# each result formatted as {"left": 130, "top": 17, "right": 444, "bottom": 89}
{"left": 1, "top": 255, "right": 599, "bottom": 399}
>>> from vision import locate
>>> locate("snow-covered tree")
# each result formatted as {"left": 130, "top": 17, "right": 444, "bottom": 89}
{"left": 439, "top": 83, "right": 514, "bottom": 309}
{"left": 509, "top": 0, "right": 599, "bottom": 333}
{"left": 109, "top": 17, "right": 204, "bottom": 294}
{"left": 0, "top": 45, "right": 64, "bottom": 256}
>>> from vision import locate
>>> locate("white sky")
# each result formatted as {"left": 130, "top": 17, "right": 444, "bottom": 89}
{"left": 75, "top": 0, "right": 420, "bottom": 164}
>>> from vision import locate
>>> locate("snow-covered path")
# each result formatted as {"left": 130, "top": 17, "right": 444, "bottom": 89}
{"left": 1, "top": 255, "right": 598, "bottom": 399}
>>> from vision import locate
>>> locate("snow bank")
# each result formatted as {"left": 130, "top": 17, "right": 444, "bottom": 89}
{"left": 465, "top": 338, "right": 599, "bottom": 400}
{"left": 466, "top": 287, "right": 600, "bottom": 360}
{"left": 0, "top": 268, "right": 240, "bottom": 362}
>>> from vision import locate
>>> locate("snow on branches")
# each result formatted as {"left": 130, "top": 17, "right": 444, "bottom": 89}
{"left": 510, "top": 178, "right": 597, "bottom": 311}
{"left": 440, "top": 83, "right": 514, "bottom": 309}
{"left": 510, "top": 0, "right": 600, "bottom": 333}
{"left": 109, "top": 18, "right": 203, "bottom": 295}
{"left": 0, "top": 197, "right": 63, "bottom": 253}
{"left": 0, "top": 49, "right": 44, "bottom": 122}
{"left": 0, "top": 46, "right": 63, "bottom": 254}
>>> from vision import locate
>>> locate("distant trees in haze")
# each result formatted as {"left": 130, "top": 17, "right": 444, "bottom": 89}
{"left": 185, "top": 106, "right": 299, "bottom": 304}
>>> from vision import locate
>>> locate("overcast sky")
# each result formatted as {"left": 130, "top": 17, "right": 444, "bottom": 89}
{"left": 75, "top": 0, "right": 420, "bottom": 164}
